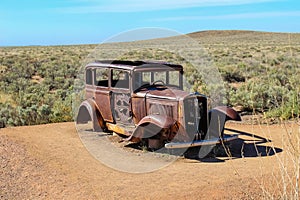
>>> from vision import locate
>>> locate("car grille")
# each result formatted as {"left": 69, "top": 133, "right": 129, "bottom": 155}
{"left": 184, "top": 97, "right": 207, "bottom": 138}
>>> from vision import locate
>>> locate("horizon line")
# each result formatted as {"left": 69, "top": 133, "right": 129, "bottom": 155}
{"left": 1, "top": 29, "right": 299, "bottom": 47}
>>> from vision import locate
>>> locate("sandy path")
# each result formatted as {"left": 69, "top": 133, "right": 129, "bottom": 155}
{"left": 0, "top": 122, "right": 299, "bottom": 199}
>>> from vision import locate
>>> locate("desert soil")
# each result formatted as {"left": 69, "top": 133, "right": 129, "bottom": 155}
{"left": 0, "top": 121, "right": 299, "bottom": 199}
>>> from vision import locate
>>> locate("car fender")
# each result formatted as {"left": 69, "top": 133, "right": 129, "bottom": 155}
{"left": 127, "top": 115, "right": 176, "bottom": 142}
{"left": 76, "top": 98, "right": 106, "bottom": 131}
{"left": 209, "top": 106, "right": 241, "bottom": 122}
{"left": 207, "top": 106, "right": 241, "bottom": 138}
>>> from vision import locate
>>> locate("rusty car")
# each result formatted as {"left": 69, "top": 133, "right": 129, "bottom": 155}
{"left": 76, "top": 60, "right": 241, "bottom": 150}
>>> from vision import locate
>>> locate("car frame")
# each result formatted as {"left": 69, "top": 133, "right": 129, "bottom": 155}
{"left": 76, "top": 60, "right": 241, "bottom": 150}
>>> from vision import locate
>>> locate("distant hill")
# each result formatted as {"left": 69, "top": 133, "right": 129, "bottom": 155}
{"left": 186, "top": 30, "right": 300, "bottom": 45}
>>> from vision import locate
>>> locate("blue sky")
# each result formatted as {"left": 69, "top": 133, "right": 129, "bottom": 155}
{"left": 1, "top": 0, "right": 300, "bottom": 46}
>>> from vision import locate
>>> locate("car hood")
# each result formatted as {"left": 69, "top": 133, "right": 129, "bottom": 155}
{"left": 133, "top": 86, "right": 191, "bottom": 101}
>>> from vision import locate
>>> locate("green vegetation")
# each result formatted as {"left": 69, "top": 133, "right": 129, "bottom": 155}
{"left": 205, "top": 31, "right": 300, "bottom": 120}
{"left": 0, "top": 45, "right": 94, "bottom": 126}
{"left": 0, "top": 31, "right": 299, "bottom": 127}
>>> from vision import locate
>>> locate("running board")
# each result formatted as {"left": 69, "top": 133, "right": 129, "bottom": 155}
{"left": 165, "top": 134, "right": 239, "bottom": 149}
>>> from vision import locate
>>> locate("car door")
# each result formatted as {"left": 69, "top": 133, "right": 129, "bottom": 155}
{"left": 94, "top": 67, "right": 114, "bottom": 122}
{"left": 110, "top": 69, "right": 134, "bottom": 125}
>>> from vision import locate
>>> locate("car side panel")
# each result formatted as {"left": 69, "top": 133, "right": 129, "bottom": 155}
{"left": 131, "top": 96, "right": 146, "bottom": 125}
{"left": 94, "top": 87, "right": 114, "bottom": 123}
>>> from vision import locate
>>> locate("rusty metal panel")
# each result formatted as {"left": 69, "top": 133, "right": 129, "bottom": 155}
{"left": 85, "top": 85, "right": 94, "bottom": 100}
{"left": 142, "top": 87, "right": 189, "bottom": 101}
{"left": 112, "top": 92, "right": 133, "bottom": 125}
{"left": 131, "top": 96, "right": 146, "bottom": 124}
{"left": 146, "top": 99, "right": 178, "bottom": 120}
{"left": 210, "top": 106, "right": 242, "bottom": 121}
{"left": 94, "top": 88, "right": 114, "bottom": 122}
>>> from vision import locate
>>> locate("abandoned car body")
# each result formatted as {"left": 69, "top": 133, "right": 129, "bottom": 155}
{"left": 76, "top": 60, "right": 241, "bottom": 150}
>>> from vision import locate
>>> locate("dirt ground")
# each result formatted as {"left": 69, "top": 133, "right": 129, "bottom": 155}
{"left": 0, "top": 121, "right": 299, "bottom": 199}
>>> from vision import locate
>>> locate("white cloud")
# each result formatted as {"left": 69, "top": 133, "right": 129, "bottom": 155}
{"left": 150, "top": 11, "right": 300, "bottom": 21}
{"left": 59, "top": 0, "right": 276, "bottom": 13}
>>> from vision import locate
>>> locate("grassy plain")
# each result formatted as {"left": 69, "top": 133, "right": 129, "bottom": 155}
{"left": 0, "top": 30, "right": 299, "bottom": 126}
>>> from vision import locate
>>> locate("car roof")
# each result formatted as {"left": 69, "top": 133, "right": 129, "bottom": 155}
{"left": 85, "top": 60, "right": 183, "bottom": 71}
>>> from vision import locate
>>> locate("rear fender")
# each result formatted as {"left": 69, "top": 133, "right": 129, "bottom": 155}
{"left": 76, "top": 99, "right": 106, "bottom": 132}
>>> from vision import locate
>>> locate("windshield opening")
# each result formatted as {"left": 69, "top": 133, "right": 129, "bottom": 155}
{"left": 133, "top": 70, "right": 182, "bottom": 90}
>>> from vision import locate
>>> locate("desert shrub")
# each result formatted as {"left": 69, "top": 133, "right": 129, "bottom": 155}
{"left": 0, "top": 45, "right": 89, "bottom": 126}
{"left": 49, "top": 95, "right": 73, "bottom": 123}
{"left": 265, "top": 90, "right": 300, "bottom": 119}
{"left": 228, "top": 67, "right": 299, "bottom": 119}
{"left": 0, "top": 32, "right": 299, "bottom": 127}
